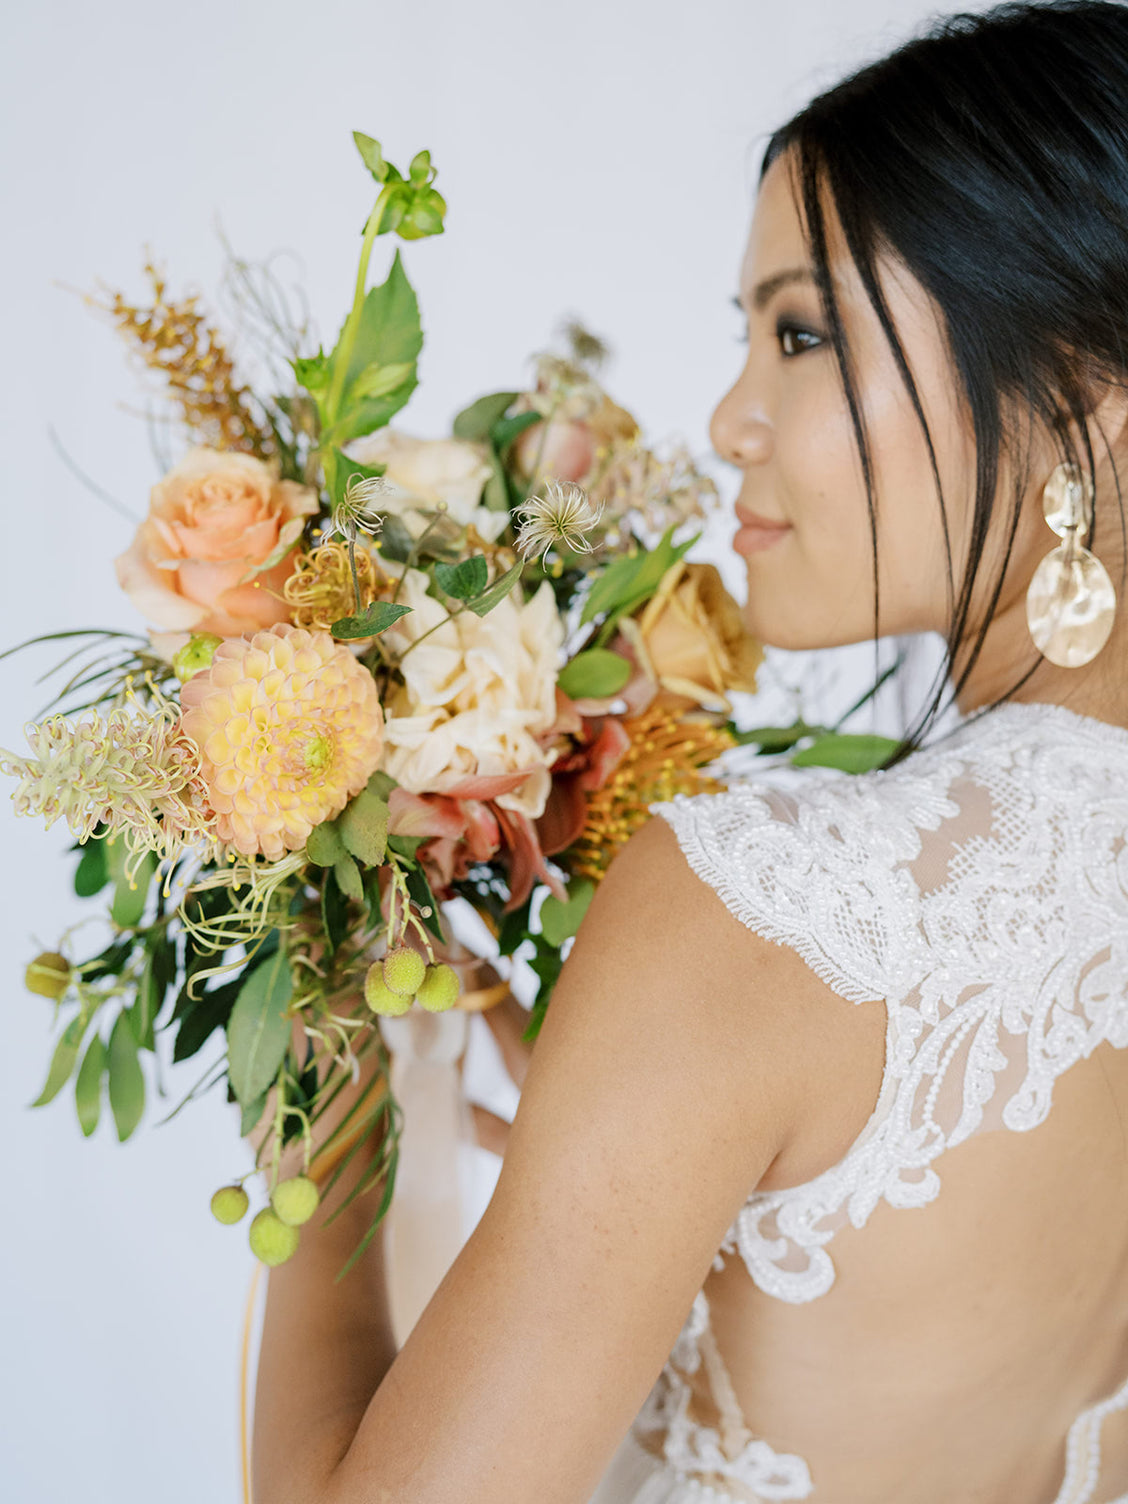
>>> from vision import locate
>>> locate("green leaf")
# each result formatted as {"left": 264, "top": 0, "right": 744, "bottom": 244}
{"left": 387, "top": 833, "right": 424, "bottom": 861}
{"left": 538, "top": 878, "right": 596, "bottom": 947}
{"left": 172, "top": 977, "right": 240, "bottom": 1063}
{"left": 580, "top": 525, "right": 700, "bottom": 629}
{"left": 408, "top": 149, "right": 433, "bottom": 185}
{"left": 226, "top": 949, "right": 294, "bottom": 1108}
{"left": 789, "top": 733, "right": 901, "bottom": 773}
{"left": 405, "top": 864, "right": 445, "bottom": 942}
{"left": 334, "top": 854, "right": 365, "bottom": 903}
{"left": 29, "top": 1012, "right": 88, "bottom": 1107}
{"left": 74, "top": 839, "right": 108, "bottom": 898}
{"left": 727, "top": 721, "right": 816, "bottom": 752}
{"left": 338, "top": 788, "right": 389, "bottom": 867}
{"left": 321, "top": 869, "right": 350, "bottom": 954}
{"left": 490, "top": 410, "right": 542, "bottom": 452}
{"left": 331, "top": 600, "right": 413, "bottom": 640}
{"left": 366, "top": 770, "right": 399, "bottom": 801}
{"left": 107, "top": 1009, "right": 145, "bottom": 1141}
{"left": 373, "top": 513, "right": 415, "bottom": 563}
{"left": 349, "top": 360, "right": 416, "bottom": 402}
{"left": 240, "top": 1089, "right": 270, "bottom": 1139}
{"left": 293, "top": 349, "right": 330, "bottom": 394}
{"left": 397, "top": 188, "right": 446, "bottom": 240}
{"left": 434, "top": 555, "right": 489, "bottom": 600}
{"left": 74, "top": 1033, "right": 106, "bottom": 1138}
{"left": 106, "top": 842, "right": 157, "bottom": 930}
{"left": 353, "top": 131, "right": 389, "bottom": 183}
{"left": 452, "top": 391, "right": 519, "bottom": 442}
{"left": 463, "top": 559, "right": 524, "bottom": 617}
{"left": 339, "top": 249, "right": 422, "bottom": 399}
{"left": 557, "top": 649, "right": 632, "bottom": 701}
{"left": 306, "top": 820, "right": 348, "bottom": 867}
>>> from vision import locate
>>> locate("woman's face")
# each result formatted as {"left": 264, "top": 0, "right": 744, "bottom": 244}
{"left": 712, "top": 147, "right": 983, "bottom": 655}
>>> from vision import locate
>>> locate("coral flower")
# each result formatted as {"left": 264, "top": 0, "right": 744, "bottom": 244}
{"left": 178, "top": 624, "right": 384, "bottom": 859}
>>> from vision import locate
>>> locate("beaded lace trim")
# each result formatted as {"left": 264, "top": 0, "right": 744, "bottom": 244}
{"left": 628, "top": 702, "right": 1128, "bottom": 1503}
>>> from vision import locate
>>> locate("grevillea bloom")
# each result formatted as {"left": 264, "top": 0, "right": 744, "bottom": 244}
{"left": 178, "top": 624, "right": 384, "bottom": 859}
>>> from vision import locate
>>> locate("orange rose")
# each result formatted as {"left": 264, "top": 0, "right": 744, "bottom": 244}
{"left": 620, "top": 561, "right": 764, "bottom": 714}
{"left": 114, "top": 446, "right": 319, "bottom": 636}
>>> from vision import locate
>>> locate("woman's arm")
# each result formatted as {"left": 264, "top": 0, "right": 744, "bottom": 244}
{"left": 254, "top": 812, "right": 847, "bottom": 1504}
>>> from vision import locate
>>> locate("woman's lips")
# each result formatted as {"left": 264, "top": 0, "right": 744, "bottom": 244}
{"left": 733, "top": 507, "right": 791, "bottom": 556}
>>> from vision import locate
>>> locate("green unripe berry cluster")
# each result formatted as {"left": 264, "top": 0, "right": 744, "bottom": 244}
{"left": 362, "top": 950, "right": 461, "bottom": 1014}
{"left": 270, "top": 1175, "right": 320, "bottom": 1226}
{"left": 209, "top": 1175, "right": 320, "bottom": 1266}
{"left": 248, "top": 1207, "right": 300, "bottom": 1266}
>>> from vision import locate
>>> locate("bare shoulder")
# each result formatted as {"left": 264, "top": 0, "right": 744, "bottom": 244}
{"left": 547, "top": 812, "right": 890, "bottom": 1192}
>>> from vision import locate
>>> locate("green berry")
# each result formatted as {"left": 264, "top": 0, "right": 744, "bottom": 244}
{"left": 25, "top": 951, "right": 71, "bottom": 1000}
{"left": 210, "top": 1185, "right": 250, "bottom": 1224}
{"left": 415, "top": 963, "right": 461, "bottom": 1013}
{"left": 381, "top": 945, "right": 426, "bottom": 997}
{"left": 172, "top": 632, "right": 223, "bottom": 684}
{"left": 364, "top": 961, "right": 412, "bottom": 1015}
{"left": 248, "top": 1207, "right": 300, "bottom": 1267}
{"left": 270, "top": 1175, "right": 320, "bottom": 1227}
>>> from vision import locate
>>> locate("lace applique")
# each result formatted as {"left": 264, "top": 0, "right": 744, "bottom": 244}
{"left": 632, "top": 1291, "right": 814, "bottom": 1501}
{"left": 650, "top": 702, "right": 1128, "bottom": 1306}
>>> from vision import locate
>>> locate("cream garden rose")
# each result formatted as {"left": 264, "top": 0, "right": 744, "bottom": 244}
{"left": 115, "top": 447, "right": 319, "bottom": 637}
{"left": 378, "top": 567, "right": 564, "bottom": 818}
{"left": 342, "top": 429, "right": 508, "bottom": 543}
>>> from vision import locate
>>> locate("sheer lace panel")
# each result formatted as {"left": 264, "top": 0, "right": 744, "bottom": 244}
{"left": 620, "top": 703, "right": 1128, "bottom": 1504}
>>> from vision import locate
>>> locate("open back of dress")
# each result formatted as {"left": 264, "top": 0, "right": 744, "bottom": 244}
{"left": 589, "top": 700, "right": 1128, "bottom": 1504}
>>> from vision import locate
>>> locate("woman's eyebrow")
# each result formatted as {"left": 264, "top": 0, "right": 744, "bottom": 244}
{"left": 736, "top": 267, "right": 814, "bottom": 313}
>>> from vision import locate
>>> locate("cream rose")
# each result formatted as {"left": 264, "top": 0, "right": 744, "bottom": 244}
{"left": 342, "top": 429, "right": 508, "bottom": 543}
{"left": 378, "top": 567, "right": 564, "bottom": 818}
{"left": 114, "top": 447, "right": 319, "bottom": 637}
{"left": 620, "top": 560, "right": 764, "bottom": 713}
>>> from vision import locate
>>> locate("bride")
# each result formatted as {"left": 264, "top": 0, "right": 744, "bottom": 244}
{"left": 250, "top": 3, "right": 1128, "bottom": 1500}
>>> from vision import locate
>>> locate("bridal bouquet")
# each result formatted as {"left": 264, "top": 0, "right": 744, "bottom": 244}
{"left": 4, "top": 131, "right": 899, "bottom": 1280}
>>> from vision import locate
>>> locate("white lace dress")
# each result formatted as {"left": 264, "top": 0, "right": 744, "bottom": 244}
{"left": 586, "top": 700, "right": 1128, "bottom": 1504}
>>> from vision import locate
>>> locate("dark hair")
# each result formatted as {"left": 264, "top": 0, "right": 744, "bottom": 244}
{"left": 759, "top": 0, "right": 1128, "bottom": 768}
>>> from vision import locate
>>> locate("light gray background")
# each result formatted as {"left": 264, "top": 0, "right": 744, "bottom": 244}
{"left": 1, "top": 1, "right": 981, "bottom": 1498}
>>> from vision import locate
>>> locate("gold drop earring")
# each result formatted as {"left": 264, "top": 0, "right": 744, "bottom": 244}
{"left": 1025, "top": 461, "right": 1117, "bottom": 667}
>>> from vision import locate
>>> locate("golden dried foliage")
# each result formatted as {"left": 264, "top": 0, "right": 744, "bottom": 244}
{"left": 89, "top": 258, "right": 276, "bottom": 459}
{"left": 570, "top": 700, "right": 735, "bottom": 881}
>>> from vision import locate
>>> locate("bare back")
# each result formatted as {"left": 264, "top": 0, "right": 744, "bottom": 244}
{"left": 602, "top": 700, "right": 1128, "bottom": 1504}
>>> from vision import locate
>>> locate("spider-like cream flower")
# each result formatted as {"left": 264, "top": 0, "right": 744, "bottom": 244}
{"left": 0, "top": 700, "right": 217, "bottom": 879}
{"left": 178, "top": 624, "right": 384, "bottom": 860}
{"left": 324, "top": 473, "right": 391, "bottom": 542}
{"left": 514, "top": 480, "right": 605, "bottom": 562}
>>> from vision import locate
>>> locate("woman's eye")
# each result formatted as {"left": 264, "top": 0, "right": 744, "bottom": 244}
{"left": 776, "top": 319, "right": 823, "bottom": 357}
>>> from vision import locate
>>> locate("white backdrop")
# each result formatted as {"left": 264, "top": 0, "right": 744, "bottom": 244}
{"left": 1, "top": 2, "right": 978, "bottom": 1499}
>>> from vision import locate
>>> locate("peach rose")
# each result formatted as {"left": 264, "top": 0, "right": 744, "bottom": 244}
{"left": 618, "top": 561, "right": 764, "bottom": 714}
{"left": 512, "top": 393, "right": 640, "bottom": 485}
{"left": 114, "top": 446, "right": 319, "bottom": 636}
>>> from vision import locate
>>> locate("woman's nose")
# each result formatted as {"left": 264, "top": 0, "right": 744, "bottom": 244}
{"left": 709, "top": 378, "right": 771, "bottom": 469}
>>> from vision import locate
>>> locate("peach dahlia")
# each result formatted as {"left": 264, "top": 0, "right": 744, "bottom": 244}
{"left": 178, "top": 624, "right": 384, "bottom": 860}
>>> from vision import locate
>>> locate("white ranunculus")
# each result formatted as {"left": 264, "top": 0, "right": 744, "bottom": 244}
{"left": 343, "top": 428, "right": 509, "bottom": 543}
{"left": 378, "top": 567, "right": 564, "bottom": 818}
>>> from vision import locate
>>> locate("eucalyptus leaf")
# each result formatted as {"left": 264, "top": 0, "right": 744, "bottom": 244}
{"left": 74, "top": 1033, "right": 106, "bottom": 1138}
{"left": 29, "top": 1012, "right": 88, "bottom": 1108}
{"left": 107, "top": 1009, "right": 145, "bottom": 1141}
{"left": 306, "top": 820, "right": 348, "bottom": 868}
{"left": 334, "top": 854, "right": 365, "bottom": 902}
{"left": 226, "top": 949, "right": 294, "bottom": 1107}
{"left": 557, "top": 649, "right": 632, "bottom": 701}
{"left": 338, "top": 788, "right": 389, "bottom": 867}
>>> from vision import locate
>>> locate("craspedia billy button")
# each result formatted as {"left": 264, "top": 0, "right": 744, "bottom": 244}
{"left": 381, "top": 945, "right": 426, "bottom": 997}
{"left": 270, "top": 1175, "right": 320, "bottom": 1227}
{"left": 364, "top": 961, "right": 412, "bottom": 1015}
{"left": 248, "top": 1207, "right": 300, "bottom": 1266}
{"left": 24, "top": 951, "right": 71, "bottom": 1000}
{"left": 415, "top": 963, "right": 460, "bottom": 1013}
{"left": 210, "top": 1185, "right": 250, "bottom": 1224}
